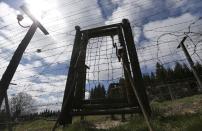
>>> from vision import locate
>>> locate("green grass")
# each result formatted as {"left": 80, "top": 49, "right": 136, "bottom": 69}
{"left": 10, "top": 94, "right": 202, "bottom": 131}
{"left": 64, "top": 113, "right": 202, "bottom": 131}
{"left": 151, "top": 94, "right": 202, "bottom": 116}
{"left": 13, "top": 120, "right": 60, "bottom": 131}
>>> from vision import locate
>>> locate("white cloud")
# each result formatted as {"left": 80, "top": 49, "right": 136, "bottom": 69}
{"left": 139, "top": 13, "right": 202, "bottom": 72}
{"left": 0, "top": 0, "right": 106, "bottom": 110}
{"left": 1, "top": 0, "right": 202, "bottom": 111}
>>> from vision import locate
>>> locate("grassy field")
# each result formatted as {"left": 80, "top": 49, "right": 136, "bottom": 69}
{"left": 11, "top": 94, "right": 202, "bottom": 131}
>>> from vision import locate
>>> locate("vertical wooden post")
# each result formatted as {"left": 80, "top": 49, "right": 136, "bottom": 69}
{"left": 122, "top": 19, "right": 151, "bottom": 116}
{"left": 168, "top": 86, "right": 174, "bottom": 101}
{"left": 74, "top": 32, "right": 88, "bottom": 107}
{"left": 119, "top": 23, "right": 153, "bottom": 131}
{"left": 0, "top": 23, "right": 37, "bottom": 107}
{"left": 118, "top": 28, "right": 137, "bottom": 105}
{"left": 55, "top": 27, "right": 90, "bottom": 129}
{"left": 121, "top": 114, "right": 126, "bottom": 122}
{"left": 178, "top": 36, "right": 202, "bottom": 91}
{"left": 5, "top": 91, "right": 12, "bottom": 131}
{"left": 59, "top": 26, "right": 82, "bottom": 126}
{"left": 0, "top": 5, "right": 49, "bottom": 108}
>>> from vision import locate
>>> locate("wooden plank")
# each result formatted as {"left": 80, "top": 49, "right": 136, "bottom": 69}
{"left": 86, "top": 28, "right": 118, "bottom": 38}
{"left": 77, "top": 103, "right": 135, "bottom": 110}
{"left": 117, "top": 26, "right": 138, "bottom": 105}
{"left": 82, "top": 98, "right": 127, "bottom": 104}
{"left": 74, "top": 32, "right": 89, "bottom": 105}
{"left": 122, "top": 19, "right": 151, "bottom": 116}
{"left": 70, "top": 107, "right": 140, "bottom": 116}
{"left": 5, "top": 91, "right": 12, "bottom": 131}
{"left": 59, "top": 26, "right": 82, "bottom": 125}
{"left": 81, "top": 23, "right": 121, "bottom": 32}
{"left": 0, "top": 24, "right": 37, "bottom": 107}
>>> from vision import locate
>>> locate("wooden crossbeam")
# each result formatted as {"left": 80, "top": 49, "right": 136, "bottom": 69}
{"left": 70, "top": 107, "right": 140, "bottom": 116}
{"left": 82, "top": 98, "right": 127, "bottom": 104}
{"left": 75, "top": 103, "right": 135, "bottom": 110}
{"left": 54, "top": 19, "right": 151, "bottom": 130}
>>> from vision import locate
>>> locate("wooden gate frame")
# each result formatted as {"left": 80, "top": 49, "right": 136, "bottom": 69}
{"left": 55, "top": 19, "right": 151, "bottom": 126}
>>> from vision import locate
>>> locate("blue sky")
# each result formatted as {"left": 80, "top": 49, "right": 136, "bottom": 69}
{"left": 0, "top": 0, "right": 202, "bottom": 110}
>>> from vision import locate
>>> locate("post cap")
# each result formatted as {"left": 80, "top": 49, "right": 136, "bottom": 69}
{"left": 75, "top": 26, "right": 80, "bottom": 31}
{"left": 122, "top": 19, "right": 129, "bottom": 23}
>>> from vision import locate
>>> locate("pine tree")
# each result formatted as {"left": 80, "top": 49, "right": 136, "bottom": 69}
{"left": 166, "top": 67, "right": 174, "bottom": 82}
{"left": 173, "top": 62, "right": 184, "bottom": 79}
{"left": 90, "top": 83, "right": 106, "bottom": 99}
{"left": 155, "top": 62, "right": 167, "bottom": 82}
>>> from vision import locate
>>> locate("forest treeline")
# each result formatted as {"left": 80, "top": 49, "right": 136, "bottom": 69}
{"left": 1, "top": 62, "right": 201, "bottom": 126}
{"left": 90, "top": 62, "right": 202, "bottom": 101}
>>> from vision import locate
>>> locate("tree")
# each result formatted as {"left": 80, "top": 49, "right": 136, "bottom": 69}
{"left": 107, "top": 83, "right": 121, "bottom": 99}
{"left": 173, "top": 62, "right": 184, "bottom": 79}
{"left": 90, "top": 83, "right": 106, "bottom": 99}
{"left": 10, "top": 92, "right": 35, "bottom": 119}
{"left": 165, "top": 68, "right": 174, "bottom": 81}
{"left": 142, "top": 73, "right": 151, "bottom": 87}
{"left": 155, "top": 62, "right": 167, "bottom": 82}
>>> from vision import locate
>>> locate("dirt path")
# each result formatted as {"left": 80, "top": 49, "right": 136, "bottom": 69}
{"left": 94, "top": 120, "right": 126, "bottom": 129}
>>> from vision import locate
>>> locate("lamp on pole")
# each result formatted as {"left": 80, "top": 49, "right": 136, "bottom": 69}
{"left": 0, "top": 5, "right": 49, "bottom": 108}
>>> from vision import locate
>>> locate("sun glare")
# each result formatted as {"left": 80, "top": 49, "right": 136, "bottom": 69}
{"left": 24, "top": 0, "right": 54, "bottom": 21}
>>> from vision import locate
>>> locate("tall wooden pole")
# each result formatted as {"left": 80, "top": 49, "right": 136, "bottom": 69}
{"left": 168, "top": 86, "right": 174, "bottom": 101}
{"left": 53, "top": 26, "right": 82, "bottom": 129}
{"left": 0, "top": 23, "right": 37, "bottom": 107}
{"left": 118, "top": 27, "right": 137, "bottom": 105}
{"left": 122, "top": 19, "right": 153, "bottom": 131}
{"left": 122, "top": 19, "right": 151, "bottom": 116}
{"left": 0, "top": 5, "right": 49, "bottom": 108}
{"left": 178, "top": 36, "right": 202, "bottom": 90}
{"left": 5, "top": 91, "right": 12, "bottom": 131}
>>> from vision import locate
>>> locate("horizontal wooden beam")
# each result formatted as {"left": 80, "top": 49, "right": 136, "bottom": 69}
{"left": 79, "top": 103, "right": 136, "bottom": 110}
{"left": 82, "top": 98, "right": 128, "bottom": 104}
{"left": 70, "top": 107, "right": 140, "bottom": 116}
{"left": 86, "top": 28, "right": 118, "bottom": 38}
{"left": 81, "top": 23, "right": 121, "bottom": 32}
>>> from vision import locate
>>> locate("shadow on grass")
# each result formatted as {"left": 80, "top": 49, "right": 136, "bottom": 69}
{"left": 65, "top": 112, "right": 202, "bottom": 131}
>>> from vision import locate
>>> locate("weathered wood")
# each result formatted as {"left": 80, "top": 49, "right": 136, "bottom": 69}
{"left": 59, "top": 26, "right": 82, "bottom": 125}
{"left": 70, "top": 107, "right": 140, "bottom": 116}
{"left": 0, "top": 23, "right": 37, "bottom": 107}
{"left": 58, "top": 27, "right": 91, "bottom": 126}
{"left": 81, "top": 23, "right": 121, "bottom": 32}
{"left": 0, "top": 5, "right": 49, "bottom": 108}
{"left": 56, "top": 20, "right": 151, "bottom": 129}
{"left": 5, "top": 91, "right": 12, "bottom": 131}
{"left": 118, "top": 27, "right": 138, "bottom": 105}
{"left": 178, "top": 36, "right": 202, "bottom": 90}
{"left": 74, "top": 32, "right": 89, "bottom": 105}
{"left": 85, "top": 28, "right": 118, "bottom": 38}
{"left": 122, "top": 19, "right": 151, "bottom": 116}
{"left": 82, "top": 98, "right": 127, "bottom": 104}
{"left": 77, "top": 103, "right": 134, "bottom": 110}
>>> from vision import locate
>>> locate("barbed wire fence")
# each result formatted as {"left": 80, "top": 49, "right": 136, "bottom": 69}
{"left": 0, "top": 0, "right": 202, "bottom": 129}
